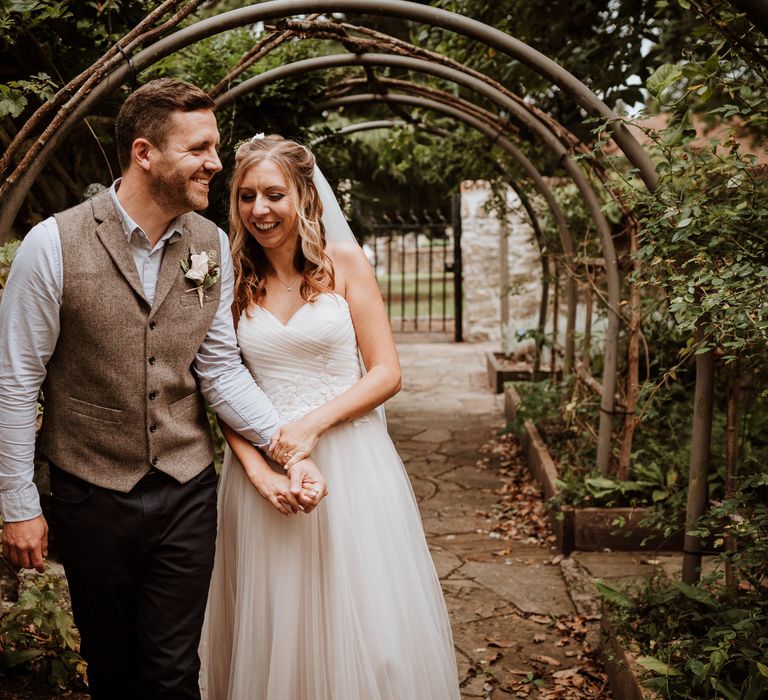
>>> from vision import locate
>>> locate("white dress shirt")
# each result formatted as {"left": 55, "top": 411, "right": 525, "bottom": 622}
{"left": 0, "top": 182, "right": 281, "bottom": 521}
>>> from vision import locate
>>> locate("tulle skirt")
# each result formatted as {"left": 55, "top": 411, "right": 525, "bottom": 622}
{"left": 199, "top": 411, "right": 460, "bottom": 700}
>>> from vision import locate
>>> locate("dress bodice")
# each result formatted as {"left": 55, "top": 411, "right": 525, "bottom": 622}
{"left": 236, "top": 293, "right": 363, "bottom": 421}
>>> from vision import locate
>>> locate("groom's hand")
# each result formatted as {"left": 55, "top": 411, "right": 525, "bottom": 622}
{"left": 1, "top": 514, "right": 48, "bottom": 572}
{"left": 286, "top": 458, "right": 327, "bottom": 512}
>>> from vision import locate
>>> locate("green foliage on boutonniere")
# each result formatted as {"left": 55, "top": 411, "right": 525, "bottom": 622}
{"left": 181, "top": 243, "right": 220, "bottom": 308}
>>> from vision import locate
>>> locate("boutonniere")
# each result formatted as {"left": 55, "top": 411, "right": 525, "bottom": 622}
{"left": 180, "top": 244, "right": 220, "bottom": 308}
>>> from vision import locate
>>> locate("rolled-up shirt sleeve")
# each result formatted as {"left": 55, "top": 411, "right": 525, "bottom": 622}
{"left": 0, "top": 219, "right": 62, "bottom": 521}
{"left": 195, "top": 228, "right": 282, "bottom": 446}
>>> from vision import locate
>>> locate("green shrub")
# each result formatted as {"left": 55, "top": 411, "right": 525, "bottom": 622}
{"left": 0, "top": 572, "right": 86, "bottom": 690}
{"left": 598, "top": 476, "right": 768, "bottom": 698}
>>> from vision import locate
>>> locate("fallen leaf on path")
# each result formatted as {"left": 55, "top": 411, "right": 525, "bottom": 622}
{"left": 529, "top": 614, "right": 552, "bottom": 625}
{"left": 486, "top": 636, "right": 517, "bottom": 648}
{"left": 532, "top": 654, "right": 562, "bottom": 666}
{"left": 552, "top": 667, "right": 579, "bottom": 679}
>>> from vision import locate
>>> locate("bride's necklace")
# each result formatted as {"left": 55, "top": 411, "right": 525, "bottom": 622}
{"left": 270, "top": 272, "right": 301, "bottom": 292}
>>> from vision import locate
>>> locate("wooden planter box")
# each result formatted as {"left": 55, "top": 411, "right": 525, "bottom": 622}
{"left": 505, "top": 385, "right": 684, "bottom": 554}
{"left": 600, "top": 613, "right": 655, "bottom": 700}
{"left": 486, "top": 351, "right": 559, "bottom": 393}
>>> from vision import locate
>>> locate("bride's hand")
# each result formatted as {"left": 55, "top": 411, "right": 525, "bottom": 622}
{"left": 247, "top": 465, "right": 302, "bottom": 516}
{"left": 268, "top": 415, "right": 323, "bottom": 467}
{"left": 286, "top": 458, "right": 328, "bottom": 514}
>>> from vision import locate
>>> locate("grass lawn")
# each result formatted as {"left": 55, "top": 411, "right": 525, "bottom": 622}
{"left": 378, "top": 272, "right": 455, "bottom": 324}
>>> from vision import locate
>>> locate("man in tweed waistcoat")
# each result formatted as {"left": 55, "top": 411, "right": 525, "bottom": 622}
{"left": 0, "top": 79, "right": 326, "bottom": 700}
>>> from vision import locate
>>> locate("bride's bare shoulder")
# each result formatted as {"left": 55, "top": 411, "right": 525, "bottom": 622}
{"left": 325, "top": 241, "right": 376, "bottom": 299}
{"left": 325, "top": 240, "right": 369, "bottom": 271}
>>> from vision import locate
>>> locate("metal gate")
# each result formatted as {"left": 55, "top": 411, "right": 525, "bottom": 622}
{"left": 362, "top": 195, "right": 462, "bottom": 340}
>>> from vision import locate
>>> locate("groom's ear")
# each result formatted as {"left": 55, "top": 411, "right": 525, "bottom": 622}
{"left": 132, "top": 138, "right": 153, "bottom": 172}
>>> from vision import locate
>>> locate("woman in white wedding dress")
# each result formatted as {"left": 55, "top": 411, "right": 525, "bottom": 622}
{"left": 199, "top": 136, "right": 460, "bottom": 700}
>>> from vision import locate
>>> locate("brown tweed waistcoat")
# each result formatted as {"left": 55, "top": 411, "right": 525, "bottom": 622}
{"left": 40, "top": 190, "right": 221, "bottom": 491}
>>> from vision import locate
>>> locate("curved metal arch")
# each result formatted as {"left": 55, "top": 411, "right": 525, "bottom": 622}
{"left": 318, "top": 92, "right": 620, "bottom": 471}
{"left": 215, "top": 52, "right": 597, "bottom": 369}
{"left": 217, "top": 54, "right": 621, "bottom": 471}
{"left": 311, "top": 91, "right": 620, "bottom": 470}
{"left": 311, "top": 118, "right": 552, "bottom": 371}
{"left": 0, "top": 0, "right": 658, "bottom": 239}
{"left": 307, "top": 87, "right": 579, "bottom": 374}
{"left": 310, "top": 119, "right": 408, "bottom": 144}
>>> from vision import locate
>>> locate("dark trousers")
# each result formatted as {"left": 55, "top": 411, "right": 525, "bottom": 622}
{"left": 50, "top": 464, "right": 218, "bottom": 700}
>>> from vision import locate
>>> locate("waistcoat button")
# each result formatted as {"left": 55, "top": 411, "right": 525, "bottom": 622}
{"left": 151, "top": 457, "right": 158, "bottom": 466}
{"left": 149, "top": 321, "right": 157, "bottom": 330}
{"left": 148, "top": 356, "right": 156, "bottom": 365}
{"left": 149, "top": 391, "right": 157, "bottom": 400}
{"left": 149, "top": 424, "right": 157, "bottom": 433}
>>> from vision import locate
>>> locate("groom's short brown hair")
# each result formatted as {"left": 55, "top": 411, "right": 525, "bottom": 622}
{"left": 115, "top": 78, "right": 215, "bottom": 171}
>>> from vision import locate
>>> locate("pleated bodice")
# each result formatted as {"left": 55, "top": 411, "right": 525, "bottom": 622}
{"left": 237, "top": 293, "right": 362, "bottom": 422}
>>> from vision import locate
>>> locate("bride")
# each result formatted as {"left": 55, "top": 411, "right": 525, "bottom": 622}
{"left": 199, "top": 135, "right": 460, "bottom": 700}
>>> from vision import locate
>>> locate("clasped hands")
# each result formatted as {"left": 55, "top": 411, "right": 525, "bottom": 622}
{"left": 251, "top": 416, "right": 326, "bottom": 517}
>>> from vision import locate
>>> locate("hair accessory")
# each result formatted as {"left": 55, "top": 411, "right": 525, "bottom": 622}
{"left": 251, "top": 132, "right": 266, "bottom": 141}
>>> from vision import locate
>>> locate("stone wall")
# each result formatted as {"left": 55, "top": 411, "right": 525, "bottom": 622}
{"left": 460, "top": 181, "right": 542, "bottom": 350}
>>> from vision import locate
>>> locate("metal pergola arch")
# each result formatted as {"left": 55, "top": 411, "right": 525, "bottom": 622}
{"left": 311, "top": 89, "right": 577, "bottom": 364}
{"left": 313, "top": 91, "right": 628, "bottom": 468}
{"left": 292, "top": 68, "right": 621, "bottom": 473}
{"left": 0, "top": 0, "right": 660, "bottom": 240}
{"left": 212, "top": 32, "right": 643, "bottom": 477}
{"left": 0, "top": 0, "right": 665, "bottom": 480}
{"left": 214, "top": 51, "right": 587, "bottom": 371}
{"left": 311, "top": 118, "right": 553, "bottom": 374}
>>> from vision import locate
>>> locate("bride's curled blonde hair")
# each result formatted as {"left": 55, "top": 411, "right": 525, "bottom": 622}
{"left": 229, "top": 135, "right": 335, "bottom": 318}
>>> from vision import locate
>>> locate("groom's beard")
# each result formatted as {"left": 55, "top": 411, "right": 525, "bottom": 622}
{"left": 150, "top": 162, "right": 210, "bottom": 214}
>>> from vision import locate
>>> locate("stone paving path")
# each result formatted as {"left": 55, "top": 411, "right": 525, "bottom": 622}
{"left": 386, "top": 341, "right": 582, "bottom": 699}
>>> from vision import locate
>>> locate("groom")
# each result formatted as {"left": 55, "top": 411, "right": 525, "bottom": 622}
{"left": 0, "top": 78, "right": 326, "bottom": 699}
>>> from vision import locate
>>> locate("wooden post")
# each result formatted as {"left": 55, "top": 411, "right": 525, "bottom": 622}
{"left": 499, "top": 217, "right": 510, "bottom": 353}
{"left": 551, "top": 257, "right": 559, "bottom": 380}
{"left": 682, "top": 322, "right": 716, "bottom": 584}
{"left": 724, "top": 362, "right": 752, "bottom": 591}
{"left": 535, "top": 255, "right": 549, "bottom": 375}
{"left": 452, "top": 191, "right": 463, "bottom": 342}
{"left": 618, "top": 219, "right": 641, "bottom": 481}
{"left": 583, "top": 277, "right": 593, "bottom": 370}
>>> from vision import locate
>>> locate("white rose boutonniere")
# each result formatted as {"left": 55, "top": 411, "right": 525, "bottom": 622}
{"left": 181, "top": 244, "right": 220, "bottom": 308}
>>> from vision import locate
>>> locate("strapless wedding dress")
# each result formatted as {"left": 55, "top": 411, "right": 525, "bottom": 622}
{"left": 199, "top": 293, "right": 460, "bottom": 700}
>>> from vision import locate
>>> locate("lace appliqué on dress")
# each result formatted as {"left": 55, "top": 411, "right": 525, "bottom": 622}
{"left": 259, "top": 352, "right": 359, "bottom": 422}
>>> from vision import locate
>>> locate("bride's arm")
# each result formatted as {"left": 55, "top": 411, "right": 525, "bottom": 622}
{"left": 220, "top": 421, "right": 302, "bottom": 515}
{"left": 268, "top": 242, "right": 400, "bottom": 459}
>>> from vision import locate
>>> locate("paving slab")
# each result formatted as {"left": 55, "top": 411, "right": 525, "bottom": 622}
{"left": 461, "top": 561, "right": 575, "bottom": 617}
